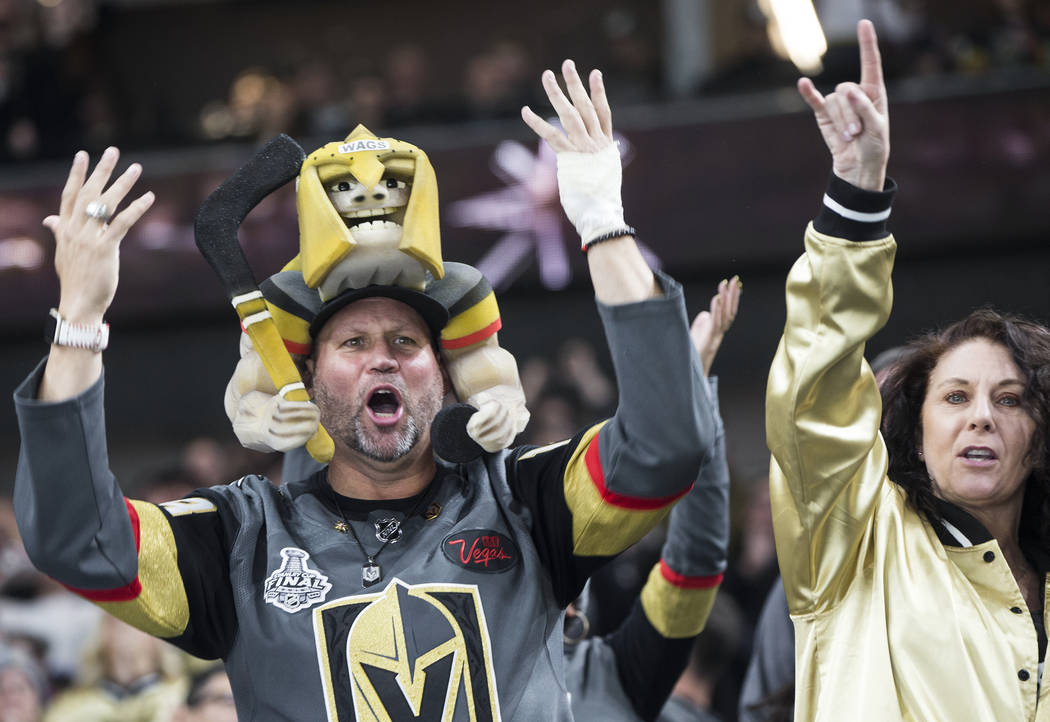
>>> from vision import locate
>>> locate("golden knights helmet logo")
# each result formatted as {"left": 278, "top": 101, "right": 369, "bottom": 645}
{"left": 313, "top": 579, "right": 501, "bottom": 721}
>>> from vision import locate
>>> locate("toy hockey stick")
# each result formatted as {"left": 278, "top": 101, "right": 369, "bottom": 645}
{"left": 194, "top": 134, "right": 334, "bottom": 462}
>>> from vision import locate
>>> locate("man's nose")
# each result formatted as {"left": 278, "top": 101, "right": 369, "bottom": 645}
{"left": 368, "top": 342, "right": 400, "bottom": 372}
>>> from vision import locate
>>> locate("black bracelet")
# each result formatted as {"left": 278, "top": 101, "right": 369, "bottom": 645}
{"left": 582, "top": 226, "right": 637, "bottom": 253}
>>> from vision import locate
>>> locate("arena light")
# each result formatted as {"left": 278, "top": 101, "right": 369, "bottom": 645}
{"left": 759, "top": 0, "right": 828, "bottom": 75}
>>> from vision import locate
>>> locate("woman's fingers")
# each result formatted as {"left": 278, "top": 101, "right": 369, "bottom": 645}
{"left": 797, "top": 77, "right": 826, "bottom": 116}
{"left": 857, "top": 19, "right": 886, "bottom": 112}
{"left": 728, "top": 276, "right": 742, "bottom": 320}
{"left": 835, "top": 83, "right": 865, "bottom": 139}
{"left": 824, "top": 93, "right": 853, "bottom": 144}
{"left": 846, "top": 85, "right": 886, "bottom": 136}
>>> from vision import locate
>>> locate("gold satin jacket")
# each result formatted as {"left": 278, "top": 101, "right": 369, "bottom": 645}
{"left": 767, "top": 224, "right": 1050, "bottom": 721}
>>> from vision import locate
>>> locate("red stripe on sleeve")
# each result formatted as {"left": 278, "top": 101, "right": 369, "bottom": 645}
{"left": 583, "top": 433, "right": 692, "bottom": 510}
{"left": 62, "top": 498, "right": 143, "bottom": 603}
{"left": 659, "top": 559, "right": 723, "bottom": 589}
{"left": 441, "top": 318, "right": 502, "bottom": 350}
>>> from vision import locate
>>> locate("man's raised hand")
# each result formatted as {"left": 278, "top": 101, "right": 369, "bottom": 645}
{"left": 521, "top": 59, "right": 613, "bottom": 154}
{"left": 521, "top": 60, "right": 626, "bottom": 250}
{"left": 797, "top": 19, "right": 889, "bottom": 191}
{"left": 44, "top": 147, "right": 154, "bottom": 324}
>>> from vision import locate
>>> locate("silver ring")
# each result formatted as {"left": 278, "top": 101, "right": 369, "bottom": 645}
{"left": 84, "top": 200, "right": 110, "bottom": 222}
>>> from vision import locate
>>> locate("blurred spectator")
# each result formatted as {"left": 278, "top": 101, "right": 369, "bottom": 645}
{"left": 737, "top": 579, "right": 794, "bottom": 722}
{"left": 0, "top": 0, "right": 101, "bottom": 161}
{"left": 712, "top": 477, "right": 777, "bottom": 720}
{"left": 383, "top": 43, "right": 445, "bottom": 127}
{"left": 199, "top": 67, "right": 296, "bottom": 143}
{"left": 0, "top": 645, "right": 46, "bottom": 722}
{"left": 0, "top": 498, "right": 101, "bottom": 686}
{"left": 557, "top": 337, "right": 615, "bottom": 411}
{"left": 519, "top": 336, "right": 617, "bottom": 447}
{"left": 599, "top": 7, "right": 661, "bottom": 104}
{"left": 43, "top": 615, "right": 186, "bottom": 722}
{"left": 292, "top": 58, "right": 350, "bottom": 139}
{"left": 460, "top": 41, "right": 536, "bottom": 122}
{"left": 724, "top": 478, "right": 777, "bottom": 625}
{"left": 135, "top": 465, "right": 200, "bottom": 506}
{"left": 171, "top": 666, "right": 235, "bottom": 722}
{"left": 180, "top": 437, "right": 232, "bottom": 487}
{"left": 526, "top": 393, "right": 579, "bottom": 446}
{"left": 348, "top": 75, "right": 385, "bottom": 131}
{"left": 699, "top": 1, "right": 796, "bottom": 95}
{"left": 900, "top": 0, "right": 1050, "bottom": 74}
{"left": 662, "top": 595, "right": 745, "bottom": 722}
{"left": 584, "top": 525, "right": 666, "bottom": 637}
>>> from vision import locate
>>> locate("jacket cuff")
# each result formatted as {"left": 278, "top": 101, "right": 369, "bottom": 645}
{"left": 814, "top": 173, "right": 897, "bottom": 241}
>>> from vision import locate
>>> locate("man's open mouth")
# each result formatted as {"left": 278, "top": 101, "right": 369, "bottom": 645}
{"left": 366, "top": 387, "right": 403, "bottom": 426}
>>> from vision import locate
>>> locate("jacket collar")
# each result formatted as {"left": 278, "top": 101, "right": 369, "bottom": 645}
{"left": 933, "top": 496, "right": 1050, "bottom": 574}
{"left": 932, "top": 497, "right": 991, "bottom": 548}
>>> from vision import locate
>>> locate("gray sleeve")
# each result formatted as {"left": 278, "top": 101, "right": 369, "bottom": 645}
{"left": 12, "top": 359, "right": 138, "bottom": 589}
{"left": 595, "top": 270, "right": 714, "bottom": 500}
{"left": 738, "top": 577, "right": 795, "bottom": 722}
{"left": 660, "top": 376, "right": 728, "bottom": 578}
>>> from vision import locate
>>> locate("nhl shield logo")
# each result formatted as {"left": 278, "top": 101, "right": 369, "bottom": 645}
{"left": 264, "top": 548, "right": 332, "bottom": 613}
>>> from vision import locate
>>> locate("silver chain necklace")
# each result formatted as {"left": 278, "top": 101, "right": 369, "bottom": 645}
{"left": 328, "top": 485, "right": 433, "bottom": 588}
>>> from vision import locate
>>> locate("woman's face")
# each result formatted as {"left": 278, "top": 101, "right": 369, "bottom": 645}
{"left": 920, "top": 338, "right": 1036, "bottom": 515}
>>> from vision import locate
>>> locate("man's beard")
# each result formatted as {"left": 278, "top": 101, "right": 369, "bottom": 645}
{"left": 313, "top": 376, "right": 445, "bottom": 463}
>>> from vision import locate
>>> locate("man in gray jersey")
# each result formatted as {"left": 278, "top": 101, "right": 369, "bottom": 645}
{"left": 14, "top": 60, "right": 715, "bottom": 720}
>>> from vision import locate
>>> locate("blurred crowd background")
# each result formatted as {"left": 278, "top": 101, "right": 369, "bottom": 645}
{"left": 0, "top": 0, "right": 1049, "bottom": 719}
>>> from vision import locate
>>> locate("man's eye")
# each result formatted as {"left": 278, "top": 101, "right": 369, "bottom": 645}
{"left": 394, "top": 336, "right": 417, "bottom": 346}
{"left": 343, "top": 337, "right": 364, "bottom": 347}
{"left": 946, "top": 392, "right": 966, "bottom": 404}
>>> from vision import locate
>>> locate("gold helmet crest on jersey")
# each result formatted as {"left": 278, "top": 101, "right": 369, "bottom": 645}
{"left": 296, "top": 125, "right": 443, "bottom": 300}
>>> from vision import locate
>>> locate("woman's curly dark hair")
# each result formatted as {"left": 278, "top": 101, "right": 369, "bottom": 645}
{"left": 879, "top": 308, "right": 1050, "bottom": 546}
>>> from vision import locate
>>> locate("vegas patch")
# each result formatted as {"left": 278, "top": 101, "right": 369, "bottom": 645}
{"left": 442, "top": 529, "right": 519, "bottom": 573}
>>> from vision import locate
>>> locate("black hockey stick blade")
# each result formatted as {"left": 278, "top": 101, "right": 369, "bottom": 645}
{"left": 194, "top": 134, "right": 307, "bottom": 298}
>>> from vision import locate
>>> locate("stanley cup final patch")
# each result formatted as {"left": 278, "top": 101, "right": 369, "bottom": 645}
{"left": 264, "top": 547, "right": 333, "bottom": 613}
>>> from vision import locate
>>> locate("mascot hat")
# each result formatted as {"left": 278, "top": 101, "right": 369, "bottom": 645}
{"left": 296, "top": 125, "right": 443, "bottom": 291}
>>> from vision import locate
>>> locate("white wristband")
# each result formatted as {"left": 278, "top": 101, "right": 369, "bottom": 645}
{"left": 555, "top": 143, "right": 626, "bottom": 248}
{"left": 47, "top": 308, "right": 110, "bottom": 352}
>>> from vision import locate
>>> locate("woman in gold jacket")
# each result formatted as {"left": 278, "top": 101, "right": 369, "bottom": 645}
{"left": 767, "top": 20, "right": 1050, "bottom": 721}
